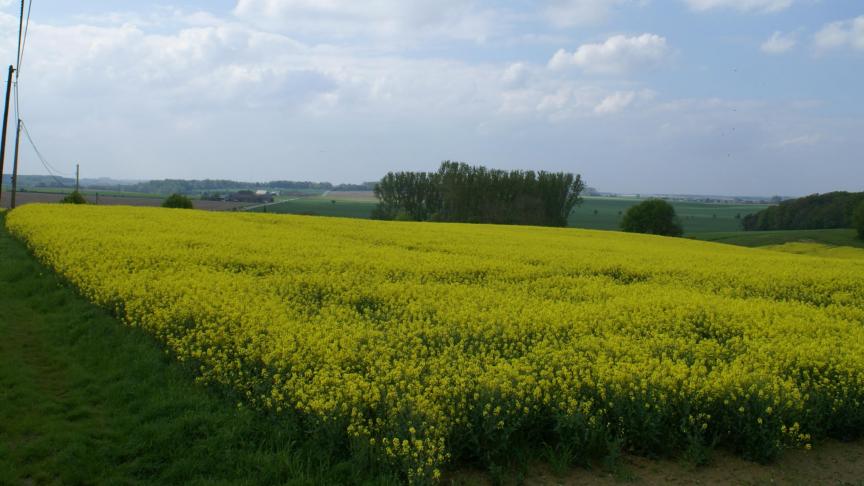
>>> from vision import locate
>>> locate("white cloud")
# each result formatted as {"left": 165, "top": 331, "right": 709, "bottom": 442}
{"left": 774, "top": 134, "right": 823, "bottom": 147}
{"left": 761, "top": 31, "right": 796, "bottom": 54}
{"left": 542, "top": 0, "right": 639, "bottom": 28}
{"left": 8, "top": 6, "right": 640, "bottom": 121}
{"left": 3, "top": 2, "right": 862, "bottom": 196}
{"left": 231, "top": 0, "right": 656, "bottom": 46}
{"left": 594, "top": 91, "right": 636, "bottom": 114}
{"left": 5, "top": 8, "right": 643, "bottom": 144}
{"left": 16, "top": 17, "right": 330, "bottom": 110}
{"left": 813, "top": 16, "right": 864, "bottom": 51}
{"left": 548, "top": 34, "right": 669, "bottom": 74}
{"left": 501, "top": 62, "right": 530, "bottom": 88}
{"left": 683, "top": 0, "right": 793, "bottom": 13}
{"left": 232, "top": 0, "right": 502, "bottom": 44}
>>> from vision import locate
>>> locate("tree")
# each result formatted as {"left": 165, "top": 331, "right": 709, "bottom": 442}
{"left": 372, "top": 161, "right": 584, "bottom": 227}
{"left": 372, "top": 170, "right": 441, "bottom": 221}
{"left": 743, "top": 191, "right": 864, "bottom": 231}
{"left": 620, "top": 199, "right": 683, "bottom": 237}
{"left": 162, "top": 193, "right": 194, "bottom": 209}
{"left": 854, "top": 200, "right": 864, "bottom": 240}
{"left": 60, "top": 191, "right": 87, "bottom": 204}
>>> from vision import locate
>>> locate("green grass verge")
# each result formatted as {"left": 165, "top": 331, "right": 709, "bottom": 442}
{"left": 0, "top": 215, "right": 397, "bottom": 485}
{"left": 691, "top": 228, "right": 864, "bottom": 249}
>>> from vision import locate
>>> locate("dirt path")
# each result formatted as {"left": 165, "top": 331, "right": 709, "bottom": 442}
{"left": 538, "top": 442, "right": 864, "bottom": 485}
{"left": 451, "top": 440, "right": 864, "bottom": 485}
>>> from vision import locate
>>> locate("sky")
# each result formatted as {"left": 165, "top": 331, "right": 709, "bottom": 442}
{"left": 0, "top": 0, "right": 862, "bottom": 196}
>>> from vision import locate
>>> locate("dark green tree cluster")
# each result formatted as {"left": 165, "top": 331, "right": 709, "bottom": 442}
{"left": 372, "top": 171, "right": 441, "bottom": 221}
{"left": 854, "top": 200, "right": 864, "bottom": 240}
{"left": 373, "top": 161, "right": 585, "bottom": 227}
{"left": 60, "top": 191, "right": 87, "bottom": 205}
{"left": 742, "top": 191, "right": 864, "bottom": 231}
{"left": 620, "top": 199, "right": 683, "bottom": 237}
{"left": 162, "top": 193, "right": 194, "bottom": 209}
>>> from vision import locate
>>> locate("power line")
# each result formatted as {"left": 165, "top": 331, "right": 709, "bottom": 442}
{"left": 13, "top": 80, "right": 19, "bottom": 122}
{"left": 8, "top": 0, "right": 26, "bottom": 209}
{"left": 15, "top": 0, "right": 24, "bottom": 70}
{"left": 20, "top": 119, "right": 70, "bottom": 176}
{"left": 18, "top": 0, "right": 33, "bottom": 76}
{"left": 14, "top": 0, "right": 32, "bottom": 121}
{"left": 20, "top": 120, "right": 72, "bottom": 187}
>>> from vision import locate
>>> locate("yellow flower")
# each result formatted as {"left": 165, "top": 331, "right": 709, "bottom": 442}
{"left": 8, "top": 203, "right": 864, "bottom": 482}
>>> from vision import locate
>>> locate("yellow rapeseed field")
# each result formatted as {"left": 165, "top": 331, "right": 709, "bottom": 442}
{"left": 7, "top": 204, "right": 864, "bottom": 482}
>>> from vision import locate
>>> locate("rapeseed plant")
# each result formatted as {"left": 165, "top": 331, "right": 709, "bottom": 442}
{"left": 7, "top": 204, "right": 864, "bottom": 482}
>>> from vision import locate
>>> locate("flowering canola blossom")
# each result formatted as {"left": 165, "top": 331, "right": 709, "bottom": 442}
{"left": 7, "top": 204, "right": 864, "bottom": 481}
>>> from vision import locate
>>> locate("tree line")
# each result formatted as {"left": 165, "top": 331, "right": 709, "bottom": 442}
{"left": 742, "top": 191, "right": 864, "bottom": 231}
{"left": 372, "top": 161, "right": 585, "bottom": 227}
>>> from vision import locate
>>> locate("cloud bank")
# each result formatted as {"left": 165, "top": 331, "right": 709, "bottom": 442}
{"left": 0, "top": 1, "right": 861, "bottom": 197}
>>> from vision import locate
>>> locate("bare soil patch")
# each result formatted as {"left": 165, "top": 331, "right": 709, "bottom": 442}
{"left": 452, "top": 440, "right": 864, "bottom": 485}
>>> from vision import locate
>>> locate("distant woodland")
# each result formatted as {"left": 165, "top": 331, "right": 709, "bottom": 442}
{"left": 742, "top": 191, "right": 864, "bottom": 231}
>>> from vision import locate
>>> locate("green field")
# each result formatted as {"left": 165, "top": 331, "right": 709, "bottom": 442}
{"left": 569, "top": 197, "right": 767, "bottom": 234}
{"left": 251, "top": 194, "right": 379, "bottom": 219}
{"left": 253, "top": 194, "right": 768, "bottom": 235}
{"left": 691, "top": 228, "right": 864, "bottom": 249}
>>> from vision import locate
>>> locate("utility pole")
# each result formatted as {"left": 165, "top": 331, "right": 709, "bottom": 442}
{"left": 10, "top": 0, "right": 25, "bottom": 210}
{"left": 17, "top": 1, "right": 24, "bottom": 68}
{"left": 0, "top": 65, "right": 13, "bottom": 205}
{"left": 10, "top": 119, "right": 20, "bottom": 209}
{"left": 75, "top": 163, "right": 80, "bottom": 193}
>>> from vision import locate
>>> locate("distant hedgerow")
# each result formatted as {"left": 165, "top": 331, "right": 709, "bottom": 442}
{"left": 854, "top": 200, "right": 864, "bottom": 240}
{"left": 60, "top": 191, "right": 88, "bottom": 205}
{"left": 162, "top": 193, "right": 194, "bottom": 209}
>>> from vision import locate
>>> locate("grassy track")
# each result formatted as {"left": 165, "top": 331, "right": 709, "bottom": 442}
{"left": 0, "top": 215, "right": 395, "bottom": 486}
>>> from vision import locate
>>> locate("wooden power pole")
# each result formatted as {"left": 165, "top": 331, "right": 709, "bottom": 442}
{"left": 75, "top": 163, "right": 80, "bottom": 193}
{"left": 0, "top": 65, "right": 13, "bottom": 205}
{"left": 9, "top": 1, "right": 25, "bottom": 209}
{"left": 10, "top": 119, "right": 21, "bottom": 209}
